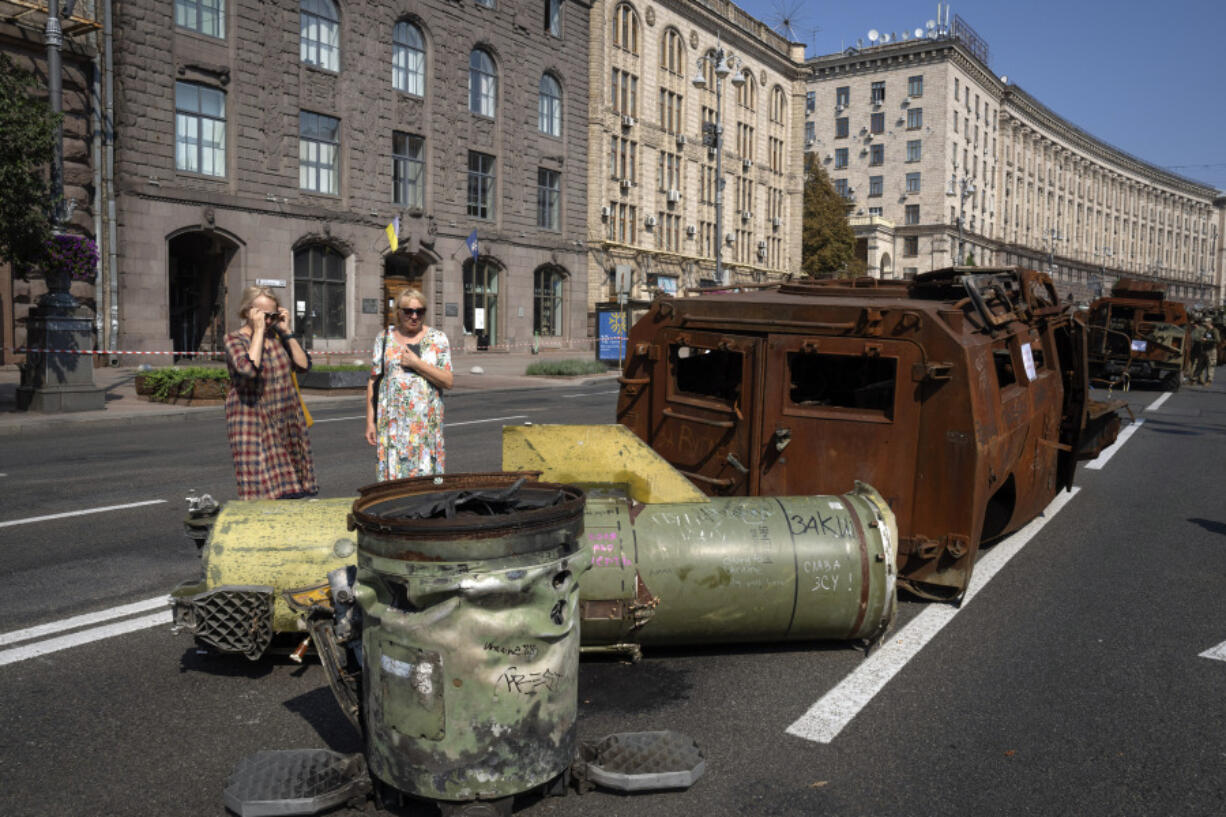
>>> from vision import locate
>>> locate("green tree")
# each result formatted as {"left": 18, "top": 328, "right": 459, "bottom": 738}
{"left": 0, "top": 53, "right": 59, "bottom": 274}
{"left": 801, "top": 152, "right": 861, "bottom": 278}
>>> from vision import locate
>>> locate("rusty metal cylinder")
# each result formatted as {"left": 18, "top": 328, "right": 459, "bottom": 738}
{"left": 347, "top": 473, "right": 587, "bottom": 805}
{"left": 578, "top": 483, "right": 896, "bottom": 647}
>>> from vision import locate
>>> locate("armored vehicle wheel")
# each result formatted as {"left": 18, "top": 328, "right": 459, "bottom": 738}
{"left": 1162, "top": 371, "right": 1181, "bottom": 392}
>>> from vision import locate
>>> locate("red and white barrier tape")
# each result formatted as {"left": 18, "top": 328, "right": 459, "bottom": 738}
{"left": 4, "top": 337, "right": 624, "bottom": 357}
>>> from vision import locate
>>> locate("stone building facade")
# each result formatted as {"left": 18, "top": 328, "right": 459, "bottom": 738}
{"left": 0, "top": 1, "right": 102, "bottom": 365}
{"left": 585, "top": 0, "right": 806, "bottom": 317}
{"left": 109, "top": 0, "right": 591, "bottom": 359}
{"left": 806, "top": 32, "right": 1224, "bottom": 304}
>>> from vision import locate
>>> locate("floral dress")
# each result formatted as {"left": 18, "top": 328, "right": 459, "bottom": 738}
{"left": 223, "top": 330, "right": 318, "bottom": 499}
{"left": 371, "top": 326, "right": 452, "bottom": 480}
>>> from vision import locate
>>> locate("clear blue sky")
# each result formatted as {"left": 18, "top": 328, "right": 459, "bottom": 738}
{"left": 735, "top": 0, "right": 1226, "bottom": 193}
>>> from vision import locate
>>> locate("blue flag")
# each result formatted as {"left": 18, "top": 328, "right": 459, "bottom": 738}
{"left": 466, "top": 229, "right": 480, "bottom": 261}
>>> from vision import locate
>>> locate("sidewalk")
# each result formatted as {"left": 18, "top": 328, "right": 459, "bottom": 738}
{"left": 0, "top": 349, "right": 619, "bottom": 436}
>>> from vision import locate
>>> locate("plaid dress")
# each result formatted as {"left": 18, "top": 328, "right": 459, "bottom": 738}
{"left": 224, "top": 330, "right": 318, "bottom": 499}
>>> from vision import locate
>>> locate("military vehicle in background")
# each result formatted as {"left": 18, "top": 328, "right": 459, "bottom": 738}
{"left": 615, "top": 266, "right": 1125, "bottom": 600}
{"left": 1085, "top": 278, "right": 1190, "bottom": 390}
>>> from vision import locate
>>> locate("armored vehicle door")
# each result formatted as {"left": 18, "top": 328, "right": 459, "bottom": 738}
{"left": 645, "top": 329, "right": 763, "bottom": 495}
{"left": 758, "top": 335, "right": 922, "bottom": 533}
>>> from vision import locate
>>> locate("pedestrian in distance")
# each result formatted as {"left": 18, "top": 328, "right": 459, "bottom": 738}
{"left": 365, "top": 288, "right": 454, "bottom": 480}
{"left": 1192, "top": 318, "right": 1218, "bottom": 385}
{"left": 223, "top": 285, "right": 319, "bottom": 500}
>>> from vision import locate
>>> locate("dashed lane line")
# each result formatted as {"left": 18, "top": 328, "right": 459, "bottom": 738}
{"left": 1199, "top": 640, "right": 1226, "bottom": 663}
{"left": 1145, "top": 392, "right": 1173, "bottom": 412}
{"left": 0, "top": 499, "right": 167, "bottom": 529}
{"left": 1084, "top": 418, "right": 1145, "bottom": 471}
{"left": 0, "top": 611, "right": 171, "bottom": 667}
{"left": 785, "top": 488, "right": 1080, "bottom": 744}
{"left": 0, "top": 596, "right": 170, "bottom": 648}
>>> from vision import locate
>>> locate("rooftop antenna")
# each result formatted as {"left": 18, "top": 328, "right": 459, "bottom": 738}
{"left": 766, "top": 0, "right": 817, "bottom": 45}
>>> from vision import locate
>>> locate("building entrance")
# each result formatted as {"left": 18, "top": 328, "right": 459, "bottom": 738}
{"left": 168, "top": 232, "right": 236, "bottom": 359}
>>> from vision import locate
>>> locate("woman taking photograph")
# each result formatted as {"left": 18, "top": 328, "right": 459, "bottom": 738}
{"left": 365, "top": 288, "right": 454, "bottom": 479}
{"left": 223, "top": 285, "right": 318, "bottom": 499}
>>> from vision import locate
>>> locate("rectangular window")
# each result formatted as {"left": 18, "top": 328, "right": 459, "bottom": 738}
{"left": 834, "top": 178, "right": 849, "bottom": 198}
{"left": 805, "top": 90, "right": 816, "bottom": 113}
{"left": 392, "top": 131, "right": 424, "bottom": 208}
{"left": 176, "top": 0, "right": 225, "bottom": 38}
{"left": 467, "top": 151, "right": 495, "bottom": 219}
{"left": 834, "top": 148, "right": 848, "bottom": 169}
{"left": 658, "top": 89, "right": 683, "bottom": 134}
{"left": 805, "top": 121, "right": 815, "bottom": 142}
{"left": 870, "top": 81, "right": 885, "bottom": 104}
{"left": 906, "top": 172, "right": 921, "bottom": 194}
{"left": 868, "top": 175, "right": 883, "bottom": 197}
{"left": 907, "top": 107, "right": 922, "bottom": 129}
{"left": 609, "top": 136, "right": 636, "bottom": 182}
{"left": 869, "top": 143, "right": 884, "bottom": 166}
{"left": 175, "top": 82, "right": 226, "bottom": 177}
{"left": 300, "top": 0, "right": 339, "bottom": 71}
{"left": 788, "top": 351, "right": 896, "bottom": 420}
{"left": 868, "top": 207, "right": 882, "bottom": 216}
{"left": 908, "top": 75, "right": 923, "bottom": 97}
{"left": 545, "top": 0, "right": 561, "bottom": 36}
{"left": 835, "top": 86, "right": 849, "bottom": 107}
{"left": 954, "top": 78, "right": 960, "bottom": 100}
{"left": 835, "top": 117, "right": 848, "bottom": 138}
{"left": 905, "top": 204, "right": 920, "bottom": 225}
{"left": 537, "top": 168, "right": 560, "bottom": 230}
{"left": 904, "top": 236, "right": 919, "bottom": 256}
{"left": 299, "top": 111, "right": 339, "bottom": 194}
{"left": 906, "top": 139, "right": 921, "bottom": 162}
{"left": 611, "top": 69, "right": 638, "bottom": 116}
{"left": 870, "top": 112, "right": 884, "bottom": 134}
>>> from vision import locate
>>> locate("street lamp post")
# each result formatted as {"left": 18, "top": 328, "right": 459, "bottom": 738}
{"left": 946, "top": 172, "right": 975, "bottom": 265}
{"left": 1042, "top": 227, "right": 1064, "bottom": 278}
{"left": 42, "top": 0, "right": 79, "bottom": 312}
{"left": 1092, "top": 245, "right": 1113, "bottom": 299}
{"left": 692, "top": 39, "right": 744, "bottom": 286}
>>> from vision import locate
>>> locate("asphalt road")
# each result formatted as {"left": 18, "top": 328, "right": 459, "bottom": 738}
{"left": 0, "top": 381, "right": 1223, "bottom": 817}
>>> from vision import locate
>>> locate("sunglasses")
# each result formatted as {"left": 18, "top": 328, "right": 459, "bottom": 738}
{"left": 399, "top": 307, "right": 426, "bottom": 318}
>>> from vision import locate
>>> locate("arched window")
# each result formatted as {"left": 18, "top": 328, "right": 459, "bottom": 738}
{"left": 660, "top": 28, "right": 684, "bottom": 76}
{"left": 736, "top": 71, "right": 756, "bottom": 110}
{"left": 469, "top": 48, "right": 497, "bottom": 117}
{"left": 533, "top": 267, "right": 565, "bottom": 337}
{"left": 612, "top": 3, "right": 639, "bottom": 55}
{"left": 392, "top": 21, "right": 424, "bottom": 96}
{"left": 463, "top": 259, "right": 500, "bottom": 344}
{"left": 770, "top": 86, "right": 786, "bottom": 124}
{"left": 293, "top": 243, "right": 347, "bottom": 339}
{"left": 538, "top": 74, "right": 562, "bottom": 137}
{"left": 300, "top": 0, "right": 339, "bottom": 72}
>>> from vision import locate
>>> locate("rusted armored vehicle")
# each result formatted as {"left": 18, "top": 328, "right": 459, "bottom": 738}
{"left": 1085, "top": 278, "right": 1189, "bottom": 390}
{"left": 615, "top": 266, "right": 1124, "bottom": 599}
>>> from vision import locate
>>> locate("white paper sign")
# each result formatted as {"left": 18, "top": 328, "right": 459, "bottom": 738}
{"left": 256, "top": 278, "right": 287, "bottom": 288}
{"left": 1019, "top": 342, "right": 1037, "bottom": 382}
{"left": 1131, "top": 339, "right": 1148, "bottom": 352}
{"left": 473, "top": 308, "right": 486, "bottom": 330}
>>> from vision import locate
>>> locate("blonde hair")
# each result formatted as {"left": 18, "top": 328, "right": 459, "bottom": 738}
{"left": 238, "top": 285, "right": 279, "bottom": 319}
{"left": 397, "top": 288, "right": 426, "bottom": 309}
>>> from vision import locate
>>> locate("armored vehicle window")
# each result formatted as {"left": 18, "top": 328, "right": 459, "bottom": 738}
{"left": 993, "top": 347, "right": 1016, "bottom": 388}
{"left": 787, "top": 352, "right": 896, "bottom": 419}
{"left": 671, "top": 345, "right": 742, "bottom": 404}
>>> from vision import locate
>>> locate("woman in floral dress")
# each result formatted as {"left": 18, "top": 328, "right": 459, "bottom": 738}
{"left": 365, "top": 289, "right": 454, "bottom": 479}
{"left": 224, "top": 285, "right": 318, "bottom": 499}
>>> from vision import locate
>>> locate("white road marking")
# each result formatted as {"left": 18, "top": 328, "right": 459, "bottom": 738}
{"left": 785, "top": 488, "right": 1080, "bottom": 744}
{"left": 312, "top": 414, "right": 365, "bottom": 423}
{"left": 0, "top": 596, "right": 169, "bottom": 647}
{"left": 562, "top": 390, "right": 620, "bottom": 398}
{"left": 447, "top": 415, "right": 528, "bottom": 427}
{"left": 0, "top": 499, "right": 167, "bottom": 529}
{"left": 1145, "top": 392, "right": 1172, "bottom": 412}
{"left": 0, "top": 610, "right": 171, "bottom": 667}
{"left": 1084, "top": 418, "right": 1145, "bottom": 470}
{"left": 1199, "top": 640, "right": 1226, "bottom": 663}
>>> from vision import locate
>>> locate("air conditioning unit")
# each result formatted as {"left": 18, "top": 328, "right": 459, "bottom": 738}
{"left": 757, "top": 245, "right": 767, "bottom": 259}
{"left": 836, "top": 103, "right": 845, "bottom": 112}
{"left": 667, "top": 189, "right": 681, "bottom": 203}
{"left": 619, "top": 178, "right": 632, "bottom": 190}
{"left": 873, "top": 98, "right": 883, "bottom": 108}
{"left": 621, "top": 115, "right": 636, "bottom": 128}
{"left": 743, "top": 159, "right": 753, "bottom": 170}
{"left": 741, "top": 210, "right": 752, "bottom": 221}
{"left": 725, "top": 233, "right": 736, "bottom": 244}
{"left": 645, "top": 215, "right": 657, "bottom": 227}
{"left": 676, "top": 134, "right": 687, "bottom": 146}
{"left": 772, "top": 217, "right": 782, "bottom": 228}
{"left": 686, "top": 225, "right": 696, "bottom": 236}
{"left": 600, "top": 205, "right": 611, "bottom": 218}
{"left": 866, "top": 132, "right": 874, "bottom": 140}
{"left": 806, "top": 139, "right": 816, "bottom": 147}
{"left": 757, "top": 240, "right": 767, "bottom": 249}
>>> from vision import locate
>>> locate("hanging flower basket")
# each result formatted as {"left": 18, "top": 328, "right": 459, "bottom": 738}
{"left": 44, "top": 233, "right": 100, "bottom": 286}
